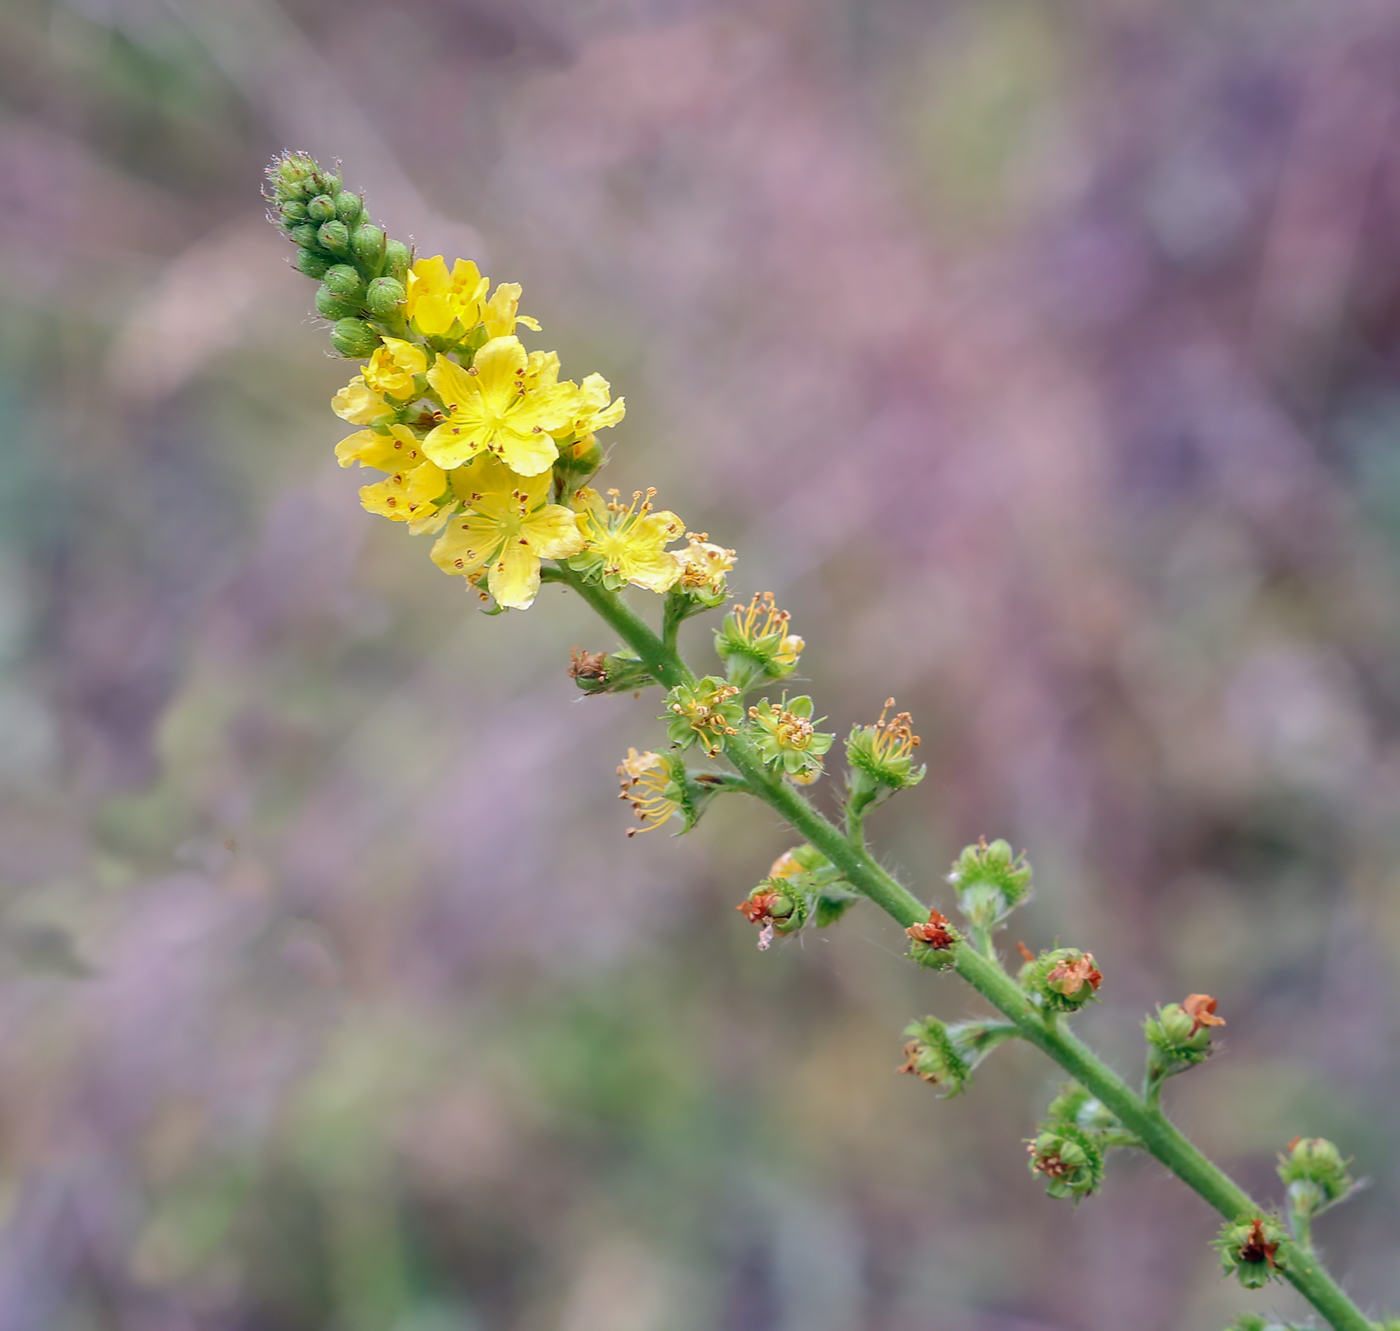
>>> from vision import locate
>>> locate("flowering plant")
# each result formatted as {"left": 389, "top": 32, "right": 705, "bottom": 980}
{"left": 267, "top": 153, "right": 1384, "bottom": 1331}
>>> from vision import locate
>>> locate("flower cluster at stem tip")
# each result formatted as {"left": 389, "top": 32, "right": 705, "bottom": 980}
{"left": 267, "top": 150, "right": 724, "bottom": 613}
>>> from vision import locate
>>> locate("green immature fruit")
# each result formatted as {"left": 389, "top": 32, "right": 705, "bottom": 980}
{"left": 322, "top": 264, "right": 365, "bottom": 300}
{"left": 1019, "top": 947, "right": 1102, "bottom": 1013}
{"left": 1277, "top": 1137, "right": 1354, "bottom": 1216}
{"left": 948, "top": 837, "right": 1033, "bottom": 932}
{"left": 1026, "top": 1124, "right": 1104, "bottom": 1200}
{"left": 317, "top": 220, "right": 351, "bottom": 254}
{"left": 329, "top": 318, "right": 380, "bottom": 358}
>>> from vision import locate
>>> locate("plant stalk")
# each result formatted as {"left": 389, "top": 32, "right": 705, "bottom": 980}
{"left": 562, "top": 573, "right": 1375, "bottom": 1331}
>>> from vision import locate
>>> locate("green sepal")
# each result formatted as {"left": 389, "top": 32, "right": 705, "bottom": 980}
{"left": 1143, "top": 1003, "right": 1215, "bottom": 1086}
{"left": 768, "top": 844, "right": 859, "bottom": 927}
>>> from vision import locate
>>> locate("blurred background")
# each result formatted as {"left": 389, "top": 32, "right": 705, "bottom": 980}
{"left": 2, "top": 0, "right": 1400, "bottom": 1327}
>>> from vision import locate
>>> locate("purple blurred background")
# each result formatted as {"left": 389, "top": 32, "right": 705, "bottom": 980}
{"left": 2, "top": 0, "right": 1400, "bottom": 1327}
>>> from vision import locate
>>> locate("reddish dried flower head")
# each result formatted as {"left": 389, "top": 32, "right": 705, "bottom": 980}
{"left": 1238, "top": 1218, "right": 1280, "bottom": 1269}
{"left": 738, "top": 891, "right": 780, "bottom": 925}
{"left": 1183, "top": 993, "right": 1225, "bottom": 1038}
{"left": 905, "top": 909, "right": 954, "bottom": 950}
{"left": 1046, "top": 953, "right": 1103, "bottom": 998}
{"left": 568, "top": 646, "right": 608, "bottom": 682}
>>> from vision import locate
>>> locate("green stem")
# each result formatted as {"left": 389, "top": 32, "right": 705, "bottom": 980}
{"left": 560, "top": 573, "right": 1375, "bottom": 1331}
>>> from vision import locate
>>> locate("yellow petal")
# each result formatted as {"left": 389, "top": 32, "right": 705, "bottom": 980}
{"left": 522, "top": 504, "right": 587, "bottom": 560}
{"left": 380, "top": 337, "right": 428, "bottom": 375}
{"left": 496, "top": 426, "right": 559, "bottom": 478}
{"left": 331, "top": 377, "right": 387, "bottom": 425}
{"left": 471, "top": 336, "right": 529, "bottom": 409}
{"left": 431, "top": 513, "right": 501, "bottom": 575}
{"left": 335, "top": 429, "right": 399, "bottom": 469}
{"left": 487, "top": 538, "right": 542, "bottom": 610}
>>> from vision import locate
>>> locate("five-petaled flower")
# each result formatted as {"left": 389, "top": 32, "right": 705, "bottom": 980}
{"left": 429, "top": 455, "right": 584, "bottom": 608}
{"left": 424, "top": 336, "right": 580, "bottom": 476}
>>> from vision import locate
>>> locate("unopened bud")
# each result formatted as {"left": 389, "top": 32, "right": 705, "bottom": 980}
{"left": 383, "top": 238, "right": 412, "bottom": 282}
{"left": 329, "top": 318, "right": 380, "bottom": 359}
{"left": 288, "top": 223, "right": 320, "bottom": 250}
{"left": 306, "top": 194, "right": 337, "bottom": 223}
{"left": 294, "top": 248, "right": 334, "bottom": 279}
{"left": 353, "top": 224, "right": 387, "bottom": 270}
{"left": 311, "top": 168, "right": 341, "bottom": 196}
{"left": 279, "top": 200, "right": 308, "bottom": 223}
{"left": 318, "top": 220, "right": 351, "bottom": 254}
{"left": 365, "top": 276, "right": 406, "bottom": 318}
{"left": 316, "top": 285, "right": 361, "bottom": 321}
{"left": 335, "top": 191, "right": 364, "bottom": 226}
{"left": 322, "top": 264, "right": 365, "bottom": 300}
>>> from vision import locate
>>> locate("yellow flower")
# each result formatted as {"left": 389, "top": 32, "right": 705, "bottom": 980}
{"left": 331, "top": 374, "right": 391, "bottom": 426}
{"left": 406, "top": 257, "right": 541, "bottom": 341}
{"left": 675, "top": 533, "right": 736, "bottom": 595}
{"left": 570, "top": 488, "right": 686, "bottom": 593}
{"left": 361, "top": 337, "right": 428, "bottom": 401}
{"left": 423, "top": 337, "right": 581, "bottom": 477}
{"left": 405, "top": 256, "right": 488, "bottom": 338}
{"left": 430, "top": 455, "right": 585, "bottom": 609}
{"left": 570, "top": 373, "right": 625, "bottom": 438}
{"left": 617, "top": 749, "right": 680, "bottom": 836}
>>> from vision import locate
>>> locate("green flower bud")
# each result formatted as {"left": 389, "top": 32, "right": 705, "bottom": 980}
{"left": 335, "top": 191, "right": 364, "bottom": 226}
{"left": 322, "top": 264, "right": 365, "bottom": 300}
{"left": 1213, "top": 1215, "right": 1285, "bottom": 1289}
{"left": 1019, "top": 947, "right": 1102, "bottom": 1013}
{"left": 1026, "top": 1123, "right": 1104, "bottom": 1200}
{"left": 948, "top": 838, "right": 1033, "bottom": 933}
{"left": 1045, "top": 1083, "right": 1116, "bottom": 1134}
{"left": 294, "top": 248, "right": 335, "bottom": 280}
{"left": 329, "top": 318, "right": 380, "bottom": 359}
{"left": 383, "top": 238, "right": 412, "bottom": 282}
{"left": 279, "top": 199, "right": 308, "bottom": 223}
{"left": 306, "top": 194, "right": 337, "bottom": 223}
{"left": 318, "top": 220, "right": 351, "bottom": 254}
{"left": 1277, "top": 1137, "right": 1353, "bottom": 1213}
{"left": 1225, "top": 1314, "right": 1271, "bottom": 1331}
{"left": 316, "top": 285, "right": 361, "bottom": 321}
{"left": 352, "top": 223, "right": 387, "bottom": 271}
{"left": 365, "top": 276, "right": 406, "bottom": 318}
{"left": 269, "top": 151, "right": 317, "bottom": 198}
{"left": 288, "top": 223, "right": 320, "bottom": 250}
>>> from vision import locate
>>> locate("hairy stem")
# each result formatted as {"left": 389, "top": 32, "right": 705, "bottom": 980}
{"left": 563, "top": 573, "right": 1375, "bottom": 1331}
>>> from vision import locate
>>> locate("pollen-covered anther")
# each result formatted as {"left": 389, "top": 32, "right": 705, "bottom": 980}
{"left": 616, "top": 748, "right": 679, "bottom": 836}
